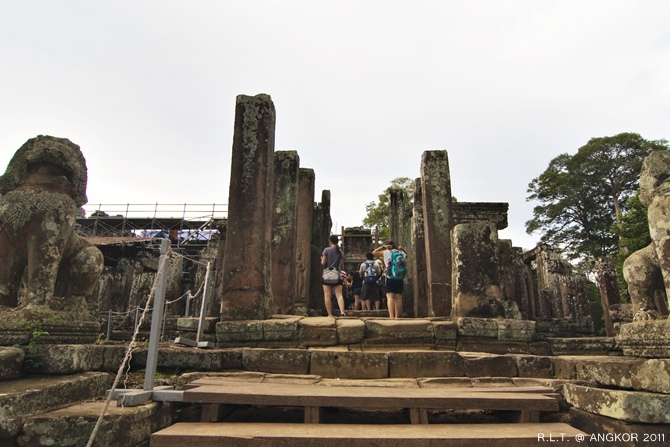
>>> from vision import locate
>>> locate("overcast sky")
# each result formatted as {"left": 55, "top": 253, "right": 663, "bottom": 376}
{"left": 1, "top": 1, "right": 668, "bottom": 250}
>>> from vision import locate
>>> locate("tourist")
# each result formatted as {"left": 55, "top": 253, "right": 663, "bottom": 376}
{"left": 372, "top": 241, "right": 407, "bottom": 319}
{"left": 359, "top": 252, "right": 381, "bottom": 312}
{"left": 321, "top": 235, "right": 347, "bottom": 317}
{"left": 350, "top": 270, "right": 363, "bottom": 310}
{"left": 375, "top": 257, "right": 385, "bottom": 310}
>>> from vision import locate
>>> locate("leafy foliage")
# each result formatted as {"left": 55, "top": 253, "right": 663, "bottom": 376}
{"left": 525, "top": 132, "right": 668, "bottom": 262}
{"left": 612, "top": 192, "right": 652, "bottom": 301}
{"left": 363, "top": 177, "right": 414, "bottom": 241}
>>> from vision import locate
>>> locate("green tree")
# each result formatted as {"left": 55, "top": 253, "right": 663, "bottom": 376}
{"left": 612, "top": 192, "right": 652, "bottom": 301}
{"left": 525, "top": 132, "right": 668, "bottom": 262}
{"left": 363, "top": 177, "right": 414, "bottom": 242}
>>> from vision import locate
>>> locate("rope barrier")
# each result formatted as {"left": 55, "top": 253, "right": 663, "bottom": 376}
{"left": 85, "top": 248, "right": 172, "bottom": 447}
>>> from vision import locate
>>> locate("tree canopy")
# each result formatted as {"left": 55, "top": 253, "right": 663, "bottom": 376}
{"left": 525, "top": 132, "right": 668, "bottom": 262}
{"left": 363, "top": 177, "right": 414, "bottom": 241}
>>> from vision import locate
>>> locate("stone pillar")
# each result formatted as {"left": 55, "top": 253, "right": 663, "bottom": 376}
{"left": 596, "top": 257, "right": 619, "bottom": 337}
{"left": 309, "top": 191, "right": 331, "bottom": 315}
{"left": 498, "top": 240, "right": 530, "bottom": 319}
{"left": 271, "top": 151, "right": 300, "bottom": 314}
{"left": 420, "top": 151, "right": 453, "bottom": 316}
{"left": 220, "top": 94, "right": 275, "bottom": 320}
{"left": 294, "top": 168, "right": 315, "bottom": 315}
{"left": 411, "top": 179, "right": 429, "bottom": 317}
{"left": 451, "top": 222, "right": 501, "bottom": 317}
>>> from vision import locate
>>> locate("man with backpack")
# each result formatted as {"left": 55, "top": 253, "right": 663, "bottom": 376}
{"left": 359, "top": 252, "right": 381, "bottom": 311}
{"left": 372, "top": 241, "right": 407, "bottom": 319}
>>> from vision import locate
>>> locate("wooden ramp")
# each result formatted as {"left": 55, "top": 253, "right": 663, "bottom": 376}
{"left": 181, "top": 379, "right": 559, "bottom": 424}
{"left": 151, "top": 422, "right": 587, "bottom": 447}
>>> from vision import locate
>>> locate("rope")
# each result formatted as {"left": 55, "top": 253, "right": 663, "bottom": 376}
{"left": 85, "top": 249, "right": 171, "bottom": 447}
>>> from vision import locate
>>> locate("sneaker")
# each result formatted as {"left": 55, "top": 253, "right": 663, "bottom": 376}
{"left": 340, "top": 312, "right": 347, "bottom": 317}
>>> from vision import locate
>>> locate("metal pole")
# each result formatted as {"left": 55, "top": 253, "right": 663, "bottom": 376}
{"left": 143, "top": 239, "right": 170, "bottom": 391}
{"left": 106, "top": 309, "right": 112, "bottom": 341}
{"left": 184, "top": 293, "right": 191, "bottom": 317}
{"left": 196, "top": 262, "right": 213, "bottom": 343}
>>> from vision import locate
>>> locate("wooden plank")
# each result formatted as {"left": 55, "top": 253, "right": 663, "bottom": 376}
{"left": 181, "top": 381, "right": 559, "bottom": 412}
{"left": 150, "top": 422, "right": 588, "bottom": 447}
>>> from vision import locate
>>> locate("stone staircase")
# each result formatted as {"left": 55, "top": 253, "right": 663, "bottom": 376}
{"left": 0, "top": 317, "right": 669, "bottom": 446}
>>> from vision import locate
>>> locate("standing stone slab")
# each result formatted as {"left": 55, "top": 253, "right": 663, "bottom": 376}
{"left": 221, "top": 93, "right": 276, "bottom": 320}
{"left": 294, "top": 168, "right": 315, "bottom": 315}
{"left": 411, "top": 178, "right": 429, "bottom": 317}
{"left": 420, "top": 151, "right": 453, "bottom": 316}
{"left": 271, "top": 150, "right": 300, "bottom": 314}
{"left": 563, "top": 384, "right": 670, "bottom": 424}
{"left": 451, "top": 222, "right": 500, "bottom": 317}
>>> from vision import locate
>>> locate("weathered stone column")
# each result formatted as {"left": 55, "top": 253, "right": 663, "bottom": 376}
{"left": 271, "top": 151, "right": 300, "bottom": 314}
{"left": 451, "top": 222, "right": 501, "bottom": 317}
{"left": 411, "top": 179, "right": 428, "bottom": 317}
{"left": 595, "top": 257, "right": 618, "bottom": 336}
{"left": 498, "top": 240, "right": 530, "bottom": 319}
{"left": 309, "top": 190, "right": 331, "bottom": 315}
{"left": 420, "top": 151, "right": 453, "bottom": 316}
{"left": 294, "top": 168, "right": 315, "bottom": 315}
{"left": 220, "top": 94, "right": 275, "bottom": 320}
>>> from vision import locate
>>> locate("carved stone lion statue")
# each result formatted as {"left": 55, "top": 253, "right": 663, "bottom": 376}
{"left": 623, "top": 150, "right": 670, "bottom": 321}
{"left": 0, "top": 135, "right": 103, "bottom": 312}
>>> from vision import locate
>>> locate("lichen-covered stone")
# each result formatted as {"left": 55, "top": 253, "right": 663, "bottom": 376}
{"left": 310, "top": 350, "right": 388, "bottom": 379}
{"left": 462, "top": 353, "right": 518, "bottom": 378}
{"left": 389, "top": 351, "right": 465, "bottom": 378}
{"left": 220, "top": 94, "right": 276, "bottom": 320}
{"left": 17, "top": 400, "right": 174, "bottom": 447}
{"left": 0, "top": 346, "right": 24, "bottom": 380}
{"left": 363, "top": 319, "right": 435, "bottom": 345}
{"left": 564, "top": 383, "right": 670, "bottom": 424}
{"left": 0, "top": 372, "right": 111, "bottom": 438}
{"left": 0, "top": 135, "right": 103, "bottom": 315}
{"left": 299, "top": 316, "right": 337, "bottom": 346}
{"left": 623, "top": 150, "right": 670, "bottom": 321}
{"left": 498, "top": 319, "right": 536, "bottom": 341}
{"left": 216, "top": 320, "right": 264, "bottom": 344}
{"left": 336, "top": 318, "right": 365, "bottom": 344}
{"left": 457, "top": 317, "right": 498, "bottom": 338}
{"left": 263, "top": 316, "right": 302, "bottom": 341}
{"left": 242, "top": 348, "right": 310, "bottom": 375}
{"left": 420, "top": 150, "right": 453, "bottom": 316}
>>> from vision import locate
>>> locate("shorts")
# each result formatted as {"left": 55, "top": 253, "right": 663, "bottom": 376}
{"left": 385, "top": 278, "right": 404, "bottom": 294}
{"left": 353, "top": 288, "right": 362, "bottom": 296}
{"left": 361, "top": 282, "right": 379, "bottom": 301}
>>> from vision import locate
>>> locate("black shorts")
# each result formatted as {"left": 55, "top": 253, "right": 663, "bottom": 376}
{"left": 361, "top": 282, "right": 379, "bottom": 300}
{"left": 385, "top": 278, "right": 404, "bottom": 294}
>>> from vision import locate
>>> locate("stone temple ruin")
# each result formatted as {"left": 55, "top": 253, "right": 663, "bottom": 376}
{"left": 0, "top": 94, "right": 669, "bottom": 446}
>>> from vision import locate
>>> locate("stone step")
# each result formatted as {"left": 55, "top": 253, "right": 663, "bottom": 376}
{"left": 150, "top": 422, "right": 587, "bottom": 447}
{"left": 0, "top": 371, "right": 111, "bottom": 439}
{"left": 16, "top": 399, "right": 174, "bottom": 447}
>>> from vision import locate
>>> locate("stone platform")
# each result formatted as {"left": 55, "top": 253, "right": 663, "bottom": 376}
{"left": 177, "top": 315, "right": 617, "bottom": 356}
